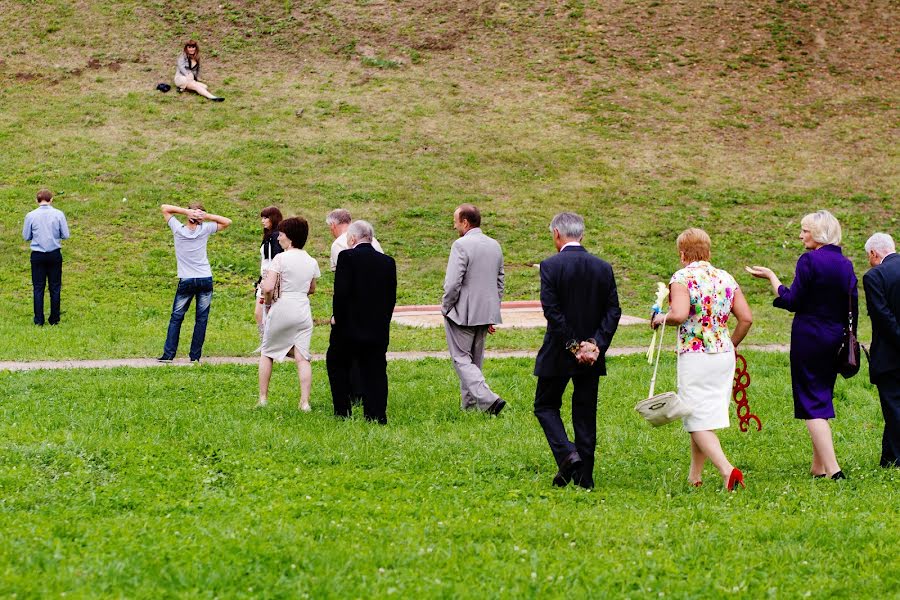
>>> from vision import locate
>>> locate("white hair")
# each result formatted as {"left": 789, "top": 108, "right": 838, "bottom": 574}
{"left": 325, "top": 208, "right": 352, "bottom": 226}
{"left": 347, "top": 220, "right": 374, "bottom": 246}
{"left": 865, "top": 232, "right": 896, "bottom": 256}
{"left": 326, "top": 209, "right": 352, "bottom": 226}
{"left": 800, "top": 210, "right": 842, "bottom": 246}
{"left": 549, "top": 212, "right": 585, "bottom": 240}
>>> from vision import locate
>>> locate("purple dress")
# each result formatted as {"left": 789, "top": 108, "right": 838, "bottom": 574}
{"left": 773, "top": 245, "right": 858, "bottom": 419}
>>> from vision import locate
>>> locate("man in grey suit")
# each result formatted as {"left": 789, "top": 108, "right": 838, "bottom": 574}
{"left": 442, "top": 204, "right": 506, "bottom": 415}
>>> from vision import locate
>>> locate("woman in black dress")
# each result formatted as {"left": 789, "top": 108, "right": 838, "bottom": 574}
{"left": 255, "top": 206, "right": 284, "bottom": 337}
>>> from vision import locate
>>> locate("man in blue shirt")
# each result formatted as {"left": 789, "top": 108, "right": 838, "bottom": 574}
{"left": 22, "top": 189, "right": 70, "bottom": 326}
{"left": 158, "top": 202, "right": 232, "bottom": 364}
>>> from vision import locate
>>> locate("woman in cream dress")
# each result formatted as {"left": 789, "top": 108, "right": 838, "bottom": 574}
{"left": 258, "top": 217, "right": 321, "bottom": 411}
{"left": 651, "top": 228, "right": 753, "bottom": 490}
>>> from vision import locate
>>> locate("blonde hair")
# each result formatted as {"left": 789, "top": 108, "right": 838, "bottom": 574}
{"left": 801, "top": 210, "right": 842, "bottom": 246}
{"left": 676, "top": 228, "right": 711, "bottom": 263}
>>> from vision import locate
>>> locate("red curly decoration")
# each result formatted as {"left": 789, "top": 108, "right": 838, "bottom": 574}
{"left": 733, "top": 353, "right": 762, "bottom": 432}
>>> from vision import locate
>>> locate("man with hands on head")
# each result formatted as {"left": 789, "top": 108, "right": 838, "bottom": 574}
{"left": 158, "top": 202, "right": 231, "bottom": 364}
{"left": 533, "top": 212, "right": 621, "bottom": 490}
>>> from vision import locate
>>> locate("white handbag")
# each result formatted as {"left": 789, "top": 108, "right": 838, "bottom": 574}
{"left": 634, "top": 321, "right": 692, "bottom": 426}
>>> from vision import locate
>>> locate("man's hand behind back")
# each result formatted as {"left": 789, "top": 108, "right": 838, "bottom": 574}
{"left": 575, "top": 341, "right": 599, "bottom": 366}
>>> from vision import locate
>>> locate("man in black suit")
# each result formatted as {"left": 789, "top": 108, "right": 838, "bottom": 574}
{"left": 863, "top": 232, "right": 900, "bottom": 467}
{"left": 327, "top": 220, "right": 397, "bottom": 424}
{"left": 534, "top": 212, "right": 621, "bottom": 490}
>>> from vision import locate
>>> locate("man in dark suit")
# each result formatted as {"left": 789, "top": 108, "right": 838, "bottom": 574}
{"left": 534, "top": 212, "right": 621, "bottom": 490}
{"left": 327, "top": 220, "right": 397, "bottom": 424}
{"left": 863, "top": 232, "right": 900, "bottom": 467}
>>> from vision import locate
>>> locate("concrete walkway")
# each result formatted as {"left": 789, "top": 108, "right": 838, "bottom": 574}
{"left": 0, "top": 345, "right": 791, "bottom": 372}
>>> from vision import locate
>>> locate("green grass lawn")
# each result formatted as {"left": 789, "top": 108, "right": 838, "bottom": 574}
{"left": 2, "top": 352, "right": 897, "bottom": 597}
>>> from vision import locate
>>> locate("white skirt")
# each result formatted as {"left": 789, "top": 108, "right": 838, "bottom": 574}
{"left": 677, "top": 351, "right": 735, "bottom": 432}
{"left": 260, "top": 293, "right": 313, "bottom": 361}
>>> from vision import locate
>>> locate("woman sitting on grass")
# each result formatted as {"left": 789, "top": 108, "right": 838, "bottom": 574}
{"left": 257, "top": 217, "right": 321, "bottom": 412}
{"left": 174, "top": 40, "right": 224, "bottom": 102}
{"left": 652, "top": 228, "right": 753, "bottom": 491}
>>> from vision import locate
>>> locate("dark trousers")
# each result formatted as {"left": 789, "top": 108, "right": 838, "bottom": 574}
{"left": 350, "top": 361, "right": 366, "bottom": 401}
{"left": 30, "top": 249, "right": 63, "bottom": 325}
{"left": 327, "top": 331, "right": 388, "bottom": 424}
{"left": 534, "top": 373, "right": 600, "bottom": 487}
{"left": 162, "top": 277, "right": 213, "bottom": 361}
{"left": 876, "top": 370, "right": 900, "bottom": 468}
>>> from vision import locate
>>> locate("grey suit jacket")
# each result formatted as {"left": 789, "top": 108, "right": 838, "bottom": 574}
{"left": 441, "top": 228, "right": 504, "bottom": 326}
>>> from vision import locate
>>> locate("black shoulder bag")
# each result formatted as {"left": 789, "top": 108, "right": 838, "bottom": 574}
{"left": 837, "top": 279, "right": 860, "bottom": 379}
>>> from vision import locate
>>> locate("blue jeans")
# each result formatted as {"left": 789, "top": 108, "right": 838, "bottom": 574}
{"left": 161, "top": 277, "right": 213, "bottom": 360}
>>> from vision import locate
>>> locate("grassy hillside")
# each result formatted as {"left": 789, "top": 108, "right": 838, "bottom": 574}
{"left": 0, "top": 1, "right": 896, "bottom": 359}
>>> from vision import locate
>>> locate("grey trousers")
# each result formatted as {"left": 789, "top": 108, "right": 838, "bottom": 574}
{"left": 445, "top": 317, "right": 500, "bottom": 411}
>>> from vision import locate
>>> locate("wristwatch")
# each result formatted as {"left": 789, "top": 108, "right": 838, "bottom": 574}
{"left": 565, "top": 339, "right": 580, "bottom": 355}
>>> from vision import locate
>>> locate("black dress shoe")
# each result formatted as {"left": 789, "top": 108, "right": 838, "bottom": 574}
{"left": 552, "top": 451, "right": 583, "bottom": 487}
{"left": 487, "top": 398, "right": 506, "bottom": 416}
{"left": 831, "top": 470, "right": 846, "bottom": 480}
{"left": 573, "top": 468, "right": 594, "bottom": 490}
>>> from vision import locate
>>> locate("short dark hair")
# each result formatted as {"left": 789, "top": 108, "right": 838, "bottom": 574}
{"left": 188, "top": 201, "right": 205, "bottom": 211}
{"left": 457, "top": 203, "right": 481, "bottom": 228}
{"left": 36, "top": 189, "right": 52, "bottom": 203}
{"left": 278, "top": 216, "right": 309, "bottom": 249}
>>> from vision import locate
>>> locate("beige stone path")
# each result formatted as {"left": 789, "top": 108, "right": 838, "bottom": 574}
{"left": 0, "top": 345, "right": 790, "bottom": 372}
{"left": 391, "top": 300, "right": 648, "bottom": 329}
{"left": 0, "top": 299, "right": 790, "bottom": 372}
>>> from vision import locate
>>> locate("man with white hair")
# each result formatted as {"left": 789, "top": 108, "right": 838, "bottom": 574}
{"left": 326, "top": 208, "right": 383, "bottom": 271}
{"left": 326, "top": 220, "right": 397, "bottom": 424}
{"left": 326, "top": 208, "right": 384, "bottom": 405}
{"left": 863, "top": 232, "right": 900, "bottom": 467}
{"left": 533, "top": 212, "right": 620, "bottom": 490}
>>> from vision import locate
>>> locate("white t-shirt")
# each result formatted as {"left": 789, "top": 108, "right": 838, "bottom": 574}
{"left": 169, "top": 217, "right": 217, "bottom": 278}
{"left": 330, "top": 232, "right": 383, "bottom": 271}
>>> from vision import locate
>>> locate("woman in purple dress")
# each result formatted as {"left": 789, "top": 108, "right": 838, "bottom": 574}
{"left": 747, "top": 210, "right": 858, "bottom": 480}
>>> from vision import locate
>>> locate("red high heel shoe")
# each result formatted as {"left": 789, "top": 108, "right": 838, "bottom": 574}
{"left": 726, "top": 468, "right": 745, "bottom": 491}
